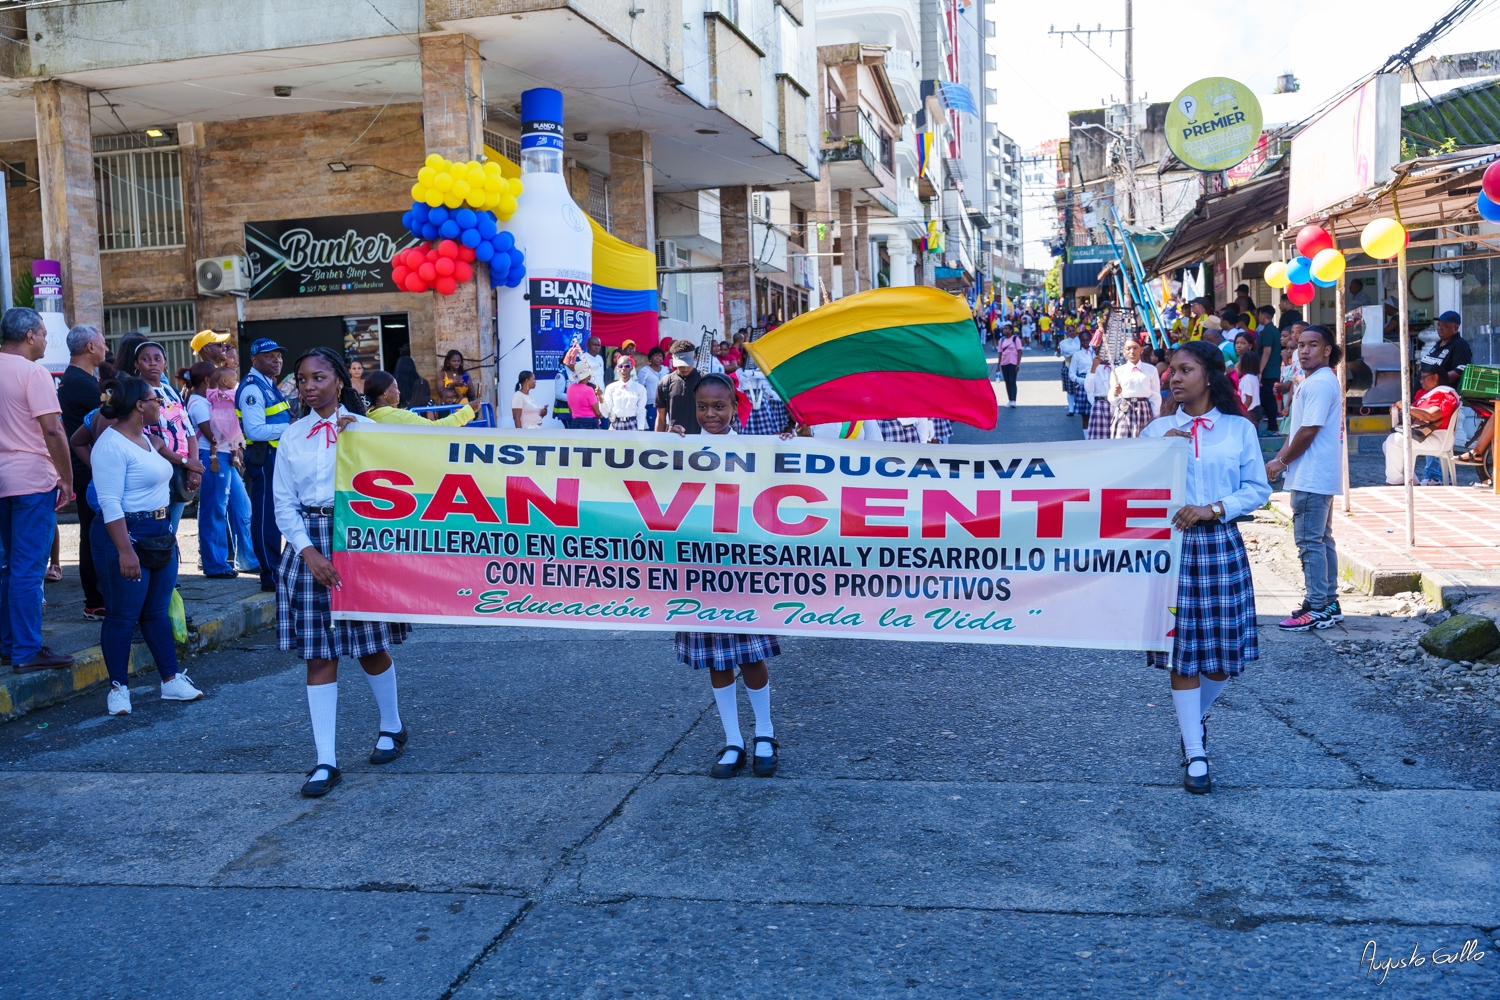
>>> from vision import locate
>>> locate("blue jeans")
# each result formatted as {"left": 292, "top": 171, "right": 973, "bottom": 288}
{"left": 245, "top": 449, "right": 282, "bottom": 589}
{"left": 0, "top": 491, "right": 57, "bottom": 663}
{"left": 93, "top": 515, "right": 178, "bottom": 686}
{"left": 228, "top": 466, "right": 259, "bottom": 572}
{"left": 1290, "top": 489, "right": 1339, "bottom": 608}
{"left": 197, "top": 448, "right": 234, "bottom": 576}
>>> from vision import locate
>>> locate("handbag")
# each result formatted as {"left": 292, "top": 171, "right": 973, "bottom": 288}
{"left": 132, "top": 533, "right": 177, "bottom": 571}
{"left": 170, "top": 465, "right": 198, "bottom": 503}
{"left": 244, "top": 440, "right": 271, "bottom": 466}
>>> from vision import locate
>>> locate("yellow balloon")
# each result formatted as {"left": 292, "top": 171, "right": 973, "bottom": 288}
{"left": 482, "top": 176, "right": 502, "bottom": 194}
{"left": 483, "top": 160, "right": 502, "bottom": 175}
{"left": 484, "top": 192, "right": 501, "bottom": 211}
{"left": 432, "top": 171, "right": 453, "bottom": 192}
{"left": 466, "top": 159, "right": 482, "bottom": 173}
{"left": 467, "top": 166, "right": 485, "bottom": 186}
{"left": 451, "top": 179, "right": 470, "bottom": 199}
{"left": 1310, "top": 248, "right": 1346, "bottom": 283}
{"left": 417, "top": 166, "right": 436, "bottom": 185}
{"left": 410, "top": 183, "right": 425, "bottom": 201}
{"left": 508, "top": 177, "right": 524, "bottom": 197}
{"left": 444, "top": 193, "right": 463, "bottom": 210}
{"left": 498, "top": 194, "right": 518, "bottom": 217}
{"left": 425, "top": 153, "right": 444, "bottom": 169}
{"left": 1361, "top": 217, "right": 1405, "bottom": 260}
{"left": 425, "top": 190, "right": 445, "bottom": 208}
{"left": 1263, "top": 260, "right": 1290, "bottom": 289}
{"left": 464, "top": 190, "right": 484, "bottom": 208}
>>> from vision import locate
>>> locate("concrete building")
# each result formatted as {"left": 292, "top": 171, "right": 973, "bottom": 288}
{"left": 0, "top": 0, "right": 818, "bottom": 397}
{"left": 917, "top": 0, "right": 987, "bottom": 292}
{"left": 986, "top": 129, "right": 1022, "bottom": 295}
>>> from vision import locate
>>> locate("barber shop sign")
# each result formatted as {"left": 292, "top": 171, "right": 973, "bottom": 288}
{"left": 245, "top": 213, "right": 421, "bottom": 299}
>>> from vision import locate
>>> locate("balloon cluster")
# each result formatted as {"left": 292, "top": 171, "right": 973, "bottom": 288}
{"left": 1359, "top": 218, "right": 1407, "bottom": 260}
{"left": 389, "top": 234, "right": 524, "bottom": 296}
{"left": 1476, "top": 160, "right": 1500, "bottom": 222}
{"left": 411, "top": 153, "right": 521, "bottom": 216}
{"left": 1264, "top": 225, "right": 1346, "bottom": 307}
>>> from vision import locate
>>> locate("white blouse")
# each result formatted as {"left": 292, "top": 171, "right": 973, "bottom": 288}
{"left": 273, "top": 406, "right": 373, "bottom": 555}
{"left": 1085, "top": 365, "right": 1113, "bottom": 398}
{"left": 91, "top": 427, "right": 173, "bottom": 523}
{"left": 1141, "top": 407, "right": 1271, "bottom": 522}
{"left": 1067, "top": 348, "right": 1094, "bottom": 386}
{"left": 1110, "top": 361, "right": 1162, "bottom": 417}
{"left": 602, "top": 378, "right": 649, "bottom": 425}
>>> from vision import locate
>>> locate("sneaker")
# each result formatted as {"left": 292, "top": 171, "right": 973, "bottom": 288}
{"left": 107, "top": 682, "right": 131, "bottom": 716}
{"left": 83, "top": 606, "right": 106, "bottom": 621}
{"left": 1278, "top": 606, "right": 1332, "bottom": 631}
{"left": 160, "top": 673, "right": 204, "bottom": 701}
{"left": 1323, "top": 601, "right": 1344, "bottom": 623}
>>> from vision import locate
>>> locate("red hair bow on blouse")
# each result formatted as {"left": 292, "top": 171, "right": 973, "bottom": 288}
{"left": 1187, "top": 415, "right": 1214, "bottom": 458}
{"left": 307, "top": 419, "right": 339, "bottom": 446}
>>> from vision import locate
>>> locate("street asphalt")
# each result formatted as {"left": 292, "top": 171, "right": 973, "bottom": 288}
{"left": 1, "top": 351, "right": 1496, "bottom": 998}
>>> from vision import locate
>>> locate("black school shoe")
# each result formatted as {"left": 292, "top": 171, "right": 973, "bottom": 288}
{"left": 301, "top": 765, "right": 341, "bottom": 797}
{"left": 369, "top": 727, "right": 408, "bottom": 765}
{"left": 752, "top": 736, "right": 779, "bottom": 777}
{"left": 1182, "top": 756, "right": 1211, "bottom": 794}
{"left": 710, "top": 745, "right": 746, "bottom": 778}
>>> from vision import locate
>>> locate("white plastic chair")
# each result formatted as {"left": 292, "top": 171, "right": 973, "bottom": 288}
{"left": 1409, "top": 402, "right": 1462, "bottom": 485}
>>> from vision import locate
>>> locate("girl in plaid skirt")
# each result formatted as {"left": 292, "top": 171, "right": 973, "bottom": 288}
{"left": 1084, "top": 355, "right": 1113, "bottom": 440}
{"left": 1140, "top": 341, "right": 1271, "bottom": 795}
{"left": 1109, "top": 339, "right": 1161, "bottom": 439}
{"left": 275, "top": 348, "right": 410, "bottom": 798}
{"left": 669, "top": 374, "right": 783, "bottom": 778}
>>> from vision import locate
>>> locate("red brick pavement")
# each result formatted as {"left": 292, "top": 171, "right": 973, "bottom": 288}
{"left": 1273, "top": 486, "right": 1500, "bottom": 572}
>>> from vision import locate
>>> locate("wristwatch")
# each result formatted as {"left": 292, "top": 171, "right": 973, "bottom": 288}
{"left": 1210, "top": 501, "right": 1225, "bottom": 520}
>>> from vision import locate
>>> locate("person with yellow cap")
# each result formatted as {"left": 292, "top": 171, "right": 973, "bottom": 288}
{"left": 190, "top": 329, "right": 232, "bottom": 367}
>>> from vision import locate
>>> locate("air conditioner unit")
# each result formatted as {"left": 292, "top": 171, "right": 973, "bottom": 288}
{"left": 195, "top": 255, "right": 250, "bottom": 294}
{"left": 654, "top": 239, "right": 679, "bottom": 269}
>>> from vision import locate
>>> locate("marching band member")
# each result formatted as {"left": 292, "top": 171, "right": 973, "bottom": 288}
{"left": 1109, "top": 338, "right": 1161, "bottom": 438}
{"left": 274, "top": 348, "right": 410, "bottom": 797}
{"left": 1141, "top": 341, "right": 1270, "bottom": 794}
{"left": 1084, "top": 353, "right": 1113, "bottom": 440}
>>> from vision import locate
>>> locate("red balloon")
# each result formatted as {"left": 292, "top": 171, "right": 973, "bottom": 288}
{"left": 1484, "top": 160, "right": 1500, "bottom": 202}
{"left": 437, "top": 239, "right": 459, "bottom": 259}
{"left": 418, "top": 262, "right": 437, "bottom": 282}
{"left": 434, "top": 256, "right": 455, "bottom": 277}
{"left": 434, "top": 275, "right": 458, "bottom": 296}
{"left": 391, "top": 265, "right": 409, "bottom": 284}
{"left": 426, "top": 246, "right": 439, "bottom": 262}
{"left": 402, "top": 247, "right": 422, "bottom": 267}
{"left": 404, "top": 273, "right": 427, "bottom": 293}
{"left": 453, "top": 260, "right": 473, "bottom": 282}
{"left": 1295, "top": 225, "right": 1333, "bottom": 258}
{"left": 1286, "top": 281, "right": 1316, "bottom": 306}
{"left": 456, "top": 245, "right": 476, "bottom": 263}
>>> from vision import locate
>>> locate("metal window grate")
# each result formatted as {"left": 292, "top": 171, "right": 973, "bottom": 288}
{"left": 95, "top": 146, "right": 185, "bottom": 250}
{"left": 589, "top": 172, "right": 611, "bottom": 232}
{"left": 93, "top": 130, "right": 179, "bottom": 152}
{"left": 104, "top": 302, "right": 198, "bottom": 375}
{"left": 483, "top": 128, "right": 521, "bottom": 166}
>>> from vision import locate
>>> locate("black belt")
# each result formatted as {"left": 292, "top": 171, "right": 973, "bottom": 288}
{"left": 301, "top": 505, "right": 336, "bottom": 517}
{"left": 124, "top": 507, "right": 168, "bottom": 521}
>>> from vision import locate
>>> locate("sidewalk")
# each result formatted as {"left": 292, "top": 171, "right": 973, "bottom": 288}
{"left": 2, "top": 519, "right": 274, "bottom": 720}
{"left": 1269, "top": 486, "right": 1500, "bottom": 605}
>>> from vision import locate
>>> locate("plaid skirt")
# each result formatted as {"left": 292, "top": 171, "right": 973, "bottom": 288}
{"left": 1061, "top": 363, "right": 1072, "bottom": 393}
{"left": 1110, "top": 397, "right": 1155, "bottom": 439}
{"left": 277, "top": 512, "right": 410, "bottom": 661}
{"left": 745, "top": 396, "right": 790, "bottom": 435}
{"left": 610, "top": 416, "right": 639, "bottom": 431}
{"left": 1085, "top": 397, "right": 1113, "bottom": 439}
{"left": 1146, "top": 520, "right": 1258, "bottom": 677}
{"left": 675, "top": 631, "right": 781, "bottom": 671}
{"left": 878, "top": 419, "right": 926, "bottom": 444}
{"left": 1070, "top": 383, "right": 1092, "bottom": 416}
{"left": 931, "top": 418, "right": 954, "bottom": 444}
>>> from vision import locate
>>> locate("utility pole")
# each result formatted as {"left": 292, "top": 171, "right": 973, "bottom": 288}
{"left": 1048, "top": 2, "right": 1137, "bottom": 223}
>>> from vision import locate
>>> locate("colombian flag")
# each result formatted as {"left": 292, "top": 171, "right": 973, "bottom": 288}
{"left": 589, "top": 216, "right": 659, "bottom": 349}
{"left": 744, "top": 286, "right": 997, "bottom": 429}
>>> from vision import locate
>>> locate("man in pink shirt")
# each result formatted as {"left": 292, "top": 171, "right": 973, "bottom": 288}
{"left": 0, "top": 307, "right": 75, "bottom": 671}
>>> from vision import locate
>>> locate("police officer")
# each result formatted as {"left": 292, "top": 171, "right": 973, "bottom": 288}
{"left": 237, "top": 338, "right": 291, "bottom": 591}
{"left": 1421, "top": 310, "right": 1472, "bottom": 391}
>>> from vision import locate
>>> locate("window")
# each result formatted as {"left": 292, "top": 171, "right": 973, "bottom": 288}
{"left": 103, "top": 301, "right": 198, "bottom": 373}
{"left": 482, "top": 128, "right": 521, "bottom": 166}
{"left": 588, "top": 172, "right": 611, "bottom": 232}
{"left": 93, "top": 131, "right": 184, "bottom": 251}
{"left": 4, "top": 160, "right": 25, "bottom": 188}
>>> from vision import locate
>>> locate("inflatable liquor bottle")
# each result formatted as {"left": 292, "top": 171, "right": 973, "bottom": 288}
{"left": 495, "top": 87, "right": 593, "bottom": 427}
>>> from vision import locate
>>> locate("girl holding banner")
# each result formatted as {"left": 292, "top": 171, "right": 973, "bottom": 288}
{"left": 1141, "top": 341, "right": 1271, "bottom": 795}
{"left": 274, "top": 348, "right": 410, "bottom": 798}
{"left": 669, "top": 373, "right": 783, "bottom": 778}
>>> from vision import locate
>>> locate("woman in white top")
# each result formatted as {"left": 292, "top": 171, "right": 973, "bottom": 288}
{"left": 1235, "top": 350, "right": 1262, "bottom": 426}
{"left": 1084, "top": 354, "right": 1114, "bottom": 440}
{"left": 1067, "top": 343, "right": 1095, "bottom": 429}
{"left": 1141, "top": 341, "right": 1271, "bottom": 795}
{"left": 601, "top": 354, "right": 649, "bottom": 430}
{"left": 274, "top": 348, "right": 410, "bottom": 798}
{"left": 91, "top": 377, "right": 204, "bottom": 716}
{"left": 510, "top": 370, "right": 547, "bottom": 428}
{"left": 1109, "top": 338, "right": 1162, "bottom": 438}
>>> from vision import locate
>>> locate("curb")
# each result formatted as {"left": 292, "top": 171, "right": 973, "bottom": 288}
{"left": 0, "top": 592, "right": 276, "bottom": 721}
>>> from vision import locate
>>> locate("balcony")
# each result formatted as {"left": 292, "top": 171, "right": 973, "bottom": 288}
{"left": 822, "top": 104, "right": 893, "bottom": 190}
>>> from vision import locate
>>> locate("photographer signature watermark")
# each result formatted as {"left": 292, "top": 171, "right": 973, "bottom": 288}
{"left": 1360, "top": 939, "right": 1485, "bottom": 984}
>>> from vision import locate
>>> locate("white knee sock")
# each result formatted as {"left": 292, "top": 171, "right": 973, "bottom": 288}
{"left": 1172, "top": 688, "right": 1207, "bottom": 778}
{"left": 364, "top": 664, "right": 402, "bottom": 750}
{"left": 1197, "top": 677, "right": 1227, "bottom": 719}
{"left": 307, "top": 683, "right": 338, "bottom": 770}
{"left": 712, "top": 682, "right": 742, "bottom": 764}
{"left": 745, "top": 680, "right": 774, "bottom": 755}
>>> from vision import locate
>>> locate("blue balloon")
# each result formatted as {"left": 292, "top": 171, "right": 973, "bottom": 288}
{"left": 1311, "top": 274, "right": 1337, "bottom": 288}
{"left": 1285, "top": 255, "right": 1312, "bottom": 285}
{"left": 454, "top": 208, "right": 477, "bottom": 229}
{"left": 505, "top": 268, "right": 524, "bottom": 288}
{"left": 474, "top": 240, "right": 495, "bottom": 262}
{"left": 410, "top": 202, "right": 430, "bottom": 224}
{"left": 401, "top": 211, "right": 414, "bottom": 233}
{"left": 429, "top": 206, "right": 449, "bottom": 225}
{"left": 508, "top": 248, "right": 524, "bottom": 268}
{"left": 460, "top": 227, "right": 482, "bottom": 248}
{"left": 421, "top": 223, "right": 439, "bottom": 241}
{"left": 477, "top": 214, "right": 498, "bottom": 240}
{"left": 1480, "top": 192, "right": 1500, "bottom": 222}
{"left": 494, "top": 230, "right": 515, "bottom": 253}
{"left": 438, "top": 219, "right": 461, "bottom": 240}
{"left": 489, "top": 250, "right": 510, "bottom": 272}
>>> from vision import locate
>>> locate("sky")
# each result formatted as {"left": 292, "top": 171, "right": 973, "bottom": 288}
{"left": 990, "top": 0, "right": 1500, "bottom": 267}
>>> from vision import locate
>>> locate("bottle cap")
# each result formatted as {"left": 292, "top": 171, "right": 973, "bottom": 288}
{"left": 521, "top": 88, "right": 564, "bottom": 151}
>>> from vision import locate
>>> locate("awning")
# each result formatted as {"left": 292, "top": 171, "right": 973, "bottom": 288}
{"left": 1062, "top": 261, "right": 1102, "bottom": 289}
{"left": 1149, "top": 165, "right": 1289, "bottom": 276}
{"left": 1299, "top": 143, "right": 1500, "bottom": 233}
{"left": 1403, "top": 79, "right": 1500, "bottom": 150}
